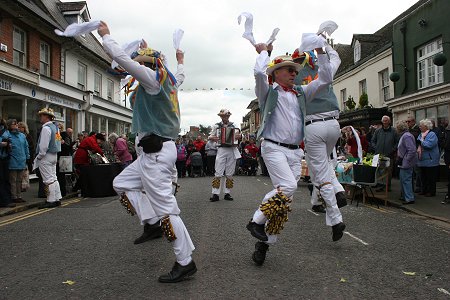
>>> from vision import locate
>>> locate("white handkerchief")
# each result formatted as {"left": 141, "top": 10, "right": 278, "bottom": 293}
{"left": 317, "top": 20, "right": 338, "bottom": 36}
{"left": 298, "top": 33, "right": 327, "bottom": 53}
{"left": 349, "top": 126, "right": 363, "bottom": 162}
{"left": 54, "top": 20, "right": 101, "bottom": 37}
{"left": 238, "top": 12, "right": 256, "bottom": 46}
{"left": 266, "top": 28, "right": 280, "bottom": 45}
{"left": 111, "top": 39, "right": 142, "bottom": 69}
{"left": 173, "top": 29, "right": 184, "bottom": 50}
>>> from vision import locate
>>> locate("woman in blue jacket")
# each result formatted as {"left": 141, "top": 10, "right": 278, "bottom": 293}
{"left": 417, "top": 119, "right": 440, "bottom": 197}
{"left": 2, "top": 119, "right": 29, "bottom": 202}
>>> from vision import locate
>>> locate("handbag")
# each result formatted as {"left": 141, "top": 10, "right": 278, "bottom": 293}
{"left": 59, "top": 156, "right": 73, "bottom": 173}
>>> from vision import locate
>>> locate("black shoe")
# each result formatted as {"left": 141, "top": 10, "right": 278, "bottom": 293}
{"left": 402, "top": 201, "right": 415, "bottom": 205}
{"left": 158, "top": 261, "right": 197, "bottom": 283}
{"left": 210, "top": 194, "right": 219, "bottom": 202}
{"left": 252, "top": 241, "right": 269, "bottom": 266}
{"left": 312, "top": 205, "right": 326, "bottom": 213}
{"left": 332, "top": 222, "right": 346, "bottom": 242}
{"left": 134, "top": 223, "right": 163, "bottom": 244}
{"left": 336, "top": 191, "right": 347, "bottom": 208}
{"left": 224, "top": 194, "right": 234, "bottom": 201}
{"left": 38, "top": 201, "right": 61, "bottom": 209}
{"left": 246, "top": 221, "right": 268, "bottom": 241}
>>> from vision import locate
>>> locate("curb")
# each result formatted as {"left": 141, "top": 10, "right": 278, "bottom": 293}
{"left": 0, "top": 192, "right": 79, "bottom": 218}
{"left": 375, "top": 196, "right": 450, "bottom": 224}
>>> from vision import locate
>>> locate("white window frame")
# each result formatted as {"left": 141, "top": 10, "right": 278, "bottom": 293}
{"left": 340, "top": 88, "right": 347, "bottom": 110}
{"left": 13, "top": 26, "right": 26, "bottom": 68}
{"left": 40, "top": 41, "right": 50, "bottom": 76}
{"left": 107, "top": 79, "right": 114, "bottom": 101}
{"left": 94, "top": 71, "right": 102, "bottom": 97}
{"left": 354, "top": 40, "right": 361, "bottom": 63}
{"left": 417, "top": 37, "right": 444, "bottom": 89}
{"left": 359, "top": 79, "right": 367, "bottom": 97}
{"left": 379, "top": 69, "right": 390, "bottom": 101}
{"left": 77, "top": 62, "right": 87, "bottom": 91}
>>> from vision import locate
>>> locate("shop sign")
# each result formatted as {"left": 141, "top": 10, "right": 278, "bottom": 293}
{"left": 391, "top": 92, "right": 450, "bottom": 112}
{"left": 46, "top": 94, "right": 81, "bottom": 110}
{"left": 0, "top": 79, "right": 13, "bottom": 91}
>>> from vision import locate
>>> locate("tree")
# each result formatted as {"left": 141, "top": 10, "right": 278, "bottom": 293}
{"left": 359, "top": 93, "right": 369, "bottom": 108}
{"left": 199, "top": 124, "right": 212, "bottom": 136}
{"left": 346, "top": 96, "right": 356, "bottom": 110}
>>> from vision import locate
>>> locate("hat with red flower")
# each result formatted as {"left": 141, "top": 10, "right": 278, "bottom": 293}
{"left": 267, "top": 55, "right": 301, "bottom": 76}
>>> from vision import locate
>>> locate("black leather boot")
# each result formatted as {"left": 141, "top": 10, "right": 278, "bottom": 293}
{"left": 246, "top": 221, "right": 268, "bottom": 241}
{"left": 134, "top": 223, "right": 163, "bottom": 244}
{"left": 252, "top": 241, "right": 269, "bottom": 266}
{"left": 209, "top": 194, "right": 219, "bottom": 202}
{"left": 336, "top": 191, "right": 347, "bottom": 208}
{"left": 224, "top": 193, "right": 234, "bottom": 201}
{"left": 158, "top": 261, "right": 197, "bottom": 283}
{"left": 332, "top": 222, "right": 346, "bottom": 242}
{"left": 312, "top": 205, "right": 326, "bottom": 213}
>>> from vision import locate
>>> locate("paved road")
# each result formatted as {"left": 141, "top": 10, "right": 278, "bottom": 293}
{"left": 0, "top": 175, "right": 449, "bottom": 299}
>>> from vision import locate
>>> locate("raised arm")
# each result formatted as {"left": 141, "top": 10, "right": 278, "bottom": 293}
{"left": 98, "top": 21, "right": 160, "bottom": 94}
{"left": 302, "top": 45, "right": 341, "bottom": 101}
{"left": 175, "top": 50, "right": 185, "bottom": 88}
{"left": 254, "top": 43, "right": 271, "bottom": 110}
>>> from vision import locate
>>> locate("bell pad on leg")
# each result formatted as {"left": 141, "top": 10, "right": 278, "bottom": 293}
{"left": 259, "top": 192, "right": 292, "bottom": 235}
{"left": 161, "top": 215, "right": 177, "bottom": 242}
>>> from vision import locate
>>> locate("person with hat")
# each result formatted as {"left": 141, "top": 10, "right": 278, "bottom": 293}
{"left": 33, "top": 108, "right": 63, "bottom": 209}
{"left": 208, "top": 109, "right": 242, "bottom": 202}
{"left": 292, "top": 50, "right": 347, "bottom": 216}
{"left": 98, "top": 21, "right": 196, "bottom": 283}
{"left": 246, "top": 40, "right": 342, "bottom": 266}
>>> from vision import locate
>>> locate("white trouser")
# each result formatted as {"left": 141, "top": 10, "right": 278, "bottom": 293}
{"left": 305, "top": 119, "right": 343, "bottom": 226}
{"left": 113, "top": 141, "right": 195, "bottom": 263}
{"left": 212, "top": 147, "right": 237, "bottom": 195}
{"left": 36, "top": 153, "right": 62, "bottom": 203}
{"left": 252, "top": 140, "right": 303, "bottom": 244}
{"left": 310, "top": 164, "right": 344, "bottom": 205}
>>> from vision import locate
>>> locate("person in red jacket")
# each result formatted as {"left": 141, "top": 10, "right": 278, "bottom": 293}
{"left": 193, "top": 135, "right": 205, "bottom": 152}
{"left": 72, "top": 133, "right": 105, "bottom": 193}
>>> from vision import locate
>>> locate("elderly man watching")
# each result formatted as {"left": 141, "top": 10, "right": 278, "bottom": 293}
{"left": 108, "top": 133, "right": 133, "bottom": 166}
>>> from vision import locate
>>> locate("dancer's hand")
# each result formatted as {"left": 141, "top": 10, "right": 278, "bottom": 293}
{"left": 255, "top": 43, "right": 268, "bottom": 54}
{"left": 97, "top": 21, "right": 110, "bottom": 37}
{"left": 176, "top": 50, "right": 184, "bottom": 65}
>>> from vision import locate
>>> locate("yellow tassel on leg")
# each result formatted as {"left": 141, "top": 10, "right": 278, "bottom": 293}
{"left": 161, "top": 216, "right": 177, "bottom": 242}
{"left": 259, "top": 192, "right": 292, "bottom": 235}
{"left": 119, "top": 192, "right": 136, "bottom": 216}
{"left": 226, "top": 177, "right": 234, "bottom": 189}
{"left": 212, "top": 177, "right": 221, "bottom": 189}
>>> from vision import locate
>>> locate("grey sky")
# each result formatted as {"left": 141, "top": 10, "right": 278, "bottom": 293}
{"left": 80, "top": 0, "right": 419, "bottom": 133}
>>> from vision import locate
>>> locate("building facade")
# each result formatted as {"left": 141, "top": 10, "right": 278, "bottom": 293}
{"left": 387, "top": 0, "right": 449, "bottom": 130}
{"left": 0, "top": 0, "right": 131, "bottom": 143}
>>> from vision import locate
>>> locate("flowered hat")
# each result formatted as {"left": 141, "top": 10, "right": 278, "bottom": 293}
{"left": 218, "top": 109, "right": 231, "bottom": 116}
{"left": 292, "top": 49, "right": 316, "bottom": 69}
{"left": 267, "top": 55, "right": 301, "bottom": 76}
{"left": 37, "top": 107, "right": 55, "bottom": 118}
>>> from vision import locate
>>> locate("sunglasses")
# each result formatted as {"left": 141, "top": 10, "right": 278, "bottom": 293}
{"left": 282, "top": 67, "right": 299, "bottom": 75}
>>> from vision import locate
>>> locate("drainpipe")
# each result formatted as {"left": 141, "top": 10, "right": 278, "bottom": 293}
{"left": 399, "top": 21, "right": 408, "bottom": 95}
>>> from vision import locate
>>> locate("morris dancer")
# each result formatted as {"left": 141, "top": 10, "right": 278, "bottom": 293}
{"left": 246, "top": 40, "right": 342, "bottom": 266}
{"left": 208, "top": 109, "right": 241, "bottom": 202}
{"left": 98, "top": 21, "right": 196, "bottom": 283}
{"left": 292, "top": 50, "right": 347, "bottom": 213}
{"left": 34, "top": 108, "right": 62, "bottom": 209}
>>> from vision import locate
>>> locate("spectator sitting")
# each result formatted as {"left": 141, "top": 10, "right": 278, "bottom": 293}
{"left": 417, "top": 119, "right": 440, "bottom": 197}
{"left": 108, "top": 133, "right": 133, "bottom": 167}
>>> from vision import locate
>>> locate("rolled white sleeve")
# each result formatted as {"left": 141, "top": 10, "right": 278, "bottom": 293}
{"left": 208, "top": 124, "right": 219, "bottom": 140}
{"left": 175, "top": 64, "right": 185, "bottom": 88}
{"left": 302, "top": 45, "right": 341, "bottom": 102}
{"left": 254, "top": 50, "right": 270, "bottom": 109}
{"left": 36, "top": 126, "right": 51, "bottom": 160}
{"left": 102, "top": 34, "right": 160, "bottom": 95}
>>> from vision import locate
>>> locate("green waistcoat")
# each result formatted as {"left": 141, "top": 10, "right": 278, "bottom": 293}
{"left": 131, "top": 79, "right": 180, "bottom": 139}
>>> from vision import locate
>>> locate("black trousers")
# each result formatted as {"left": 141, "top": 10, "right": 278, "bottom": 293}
{"left": 175, "top": 160, "right": 186, "bottom": 178}
{"left": 0, "top": 159, "right": 12, "bottom": 206}
{"left": 420, "top": 166, "right": 439, "bottom": 195}
{"left": 206, "top": 155, "right": 216, "bottom": 175}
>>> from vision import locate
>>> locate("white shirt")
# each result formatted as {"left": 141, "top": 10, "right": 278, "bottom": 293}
{"left": 254, "top": 45, "right": 339, "bottom": 145}
{"left": 102, "top": 34, "right": 185, "bottom": 95}
{"left": 36, "top": 121, "right": 53, "bottom": 160}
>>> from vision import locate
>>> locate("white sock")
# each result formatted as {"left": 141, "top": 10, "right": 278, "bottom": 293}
{"left": 177, "top": 256, "right": 192, "bottom": 266}
{"left": 252, "top": 209, "right": 267, "bottom": 225}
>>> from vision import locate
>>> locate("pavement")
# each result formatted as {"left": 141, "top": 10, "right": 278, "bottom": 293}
{"left": 0, "top": 174, "right": 449, "bottom": 299}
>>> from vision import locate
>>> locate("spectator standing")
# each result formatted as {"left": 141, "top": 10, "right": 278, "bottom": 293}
{"left": 176, "top": 139, "right": 187, "bottom": 178}
{"left": 396, "top": 120, "right": 417, "bottom": 204}
{"left": 17, "top": 122, "right": 34, "bottom": 173}
{"left": 406, "top": 115, "right": 422, "bottom": 193}
{"left": 443, "top": 122, "right": 450, "bottom": 204}
{"left": 3, "top": 120, "right": 29, "bottom": 203}
{"left": 205, "top": 139, "right": 217, "bottom": 175}
{"left": 0, "top": 119, "right": 14, "bottom": 208}
{"left": 108, "top": 133, "right": 133, "bottom": 166}
{"left": 371, "top": 116, "right": 398, "bottom": 191}
{"left": 244, "top": 138, "right": 259, "bottom": 175}
{"left": 417, "top": 119, "right": 440, "bottom": 197}
{"left": 56, "top": 129, "right": 74, "bottom": 197}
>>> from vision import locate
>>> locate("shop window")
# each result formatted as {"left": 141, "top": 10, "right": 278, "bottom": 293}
{"left": 13, "top": 26, "right": 26, "bottom": 68}
{"left": 91, "top": 114, "right": 99, "bottom": 132}
{"left": 66, "top": 108, "right": 77, "bottom": 134}
{"left": 437, "top": 105, "right": 449, "bottom": 128}
{"left": 107, "top": 79, "right": 114, "bottom": 101}
{"left": 417, "top": 37, "right": 444, "bottom": 89}
{"left": 40, "top": 41, "right": 50, "bottom": 76}
{"left": 100, "top": 117, "right": 107, "bottom": 134}
{"left": 414, "top": 105, "right": 448, "bottom": 128}
{"left": 379, "top": 69, "right": 390, "bottom": 101}
{"left": 78, "top": 62, "right": 87, "bottom": 90}
{"left": 353, "top": 40, "right": 361, "bottom": 63}
{"left": 94, "top": 71, "right": 102, "bottom": 97}
{"left": 359, "top": 79, "right": 367, "bottom": 97}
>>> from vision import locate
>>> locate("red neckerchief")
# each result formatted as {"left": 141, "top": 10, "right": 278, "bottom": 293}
{"left": 277, "top": 83, "right": 298, "bottom": 96}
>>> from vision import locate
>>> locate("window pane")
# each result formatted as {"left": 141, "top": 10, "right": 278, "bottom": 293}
{"left": 415, "top": 109, "right": 425, "bottom": 122}
{"left": 426, "top": 107, "right": 437, "bottom": 120}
